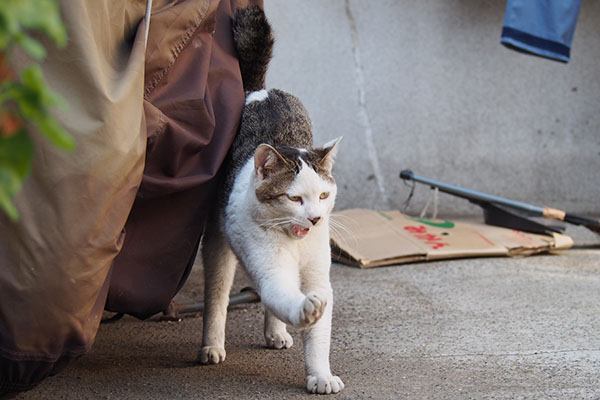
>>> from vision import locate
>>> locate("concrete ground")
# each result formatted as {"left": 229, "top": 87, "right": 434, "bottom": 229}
{"left": 14, "top": 223, "right": 600, "bottom": 399}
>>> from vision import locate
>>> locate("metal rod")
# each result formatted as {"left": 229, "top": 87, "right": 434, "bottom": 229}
{"left": 176, "top": 289, "right": 260, "bottom": 315}
{"left": 400, "top": 170, "right": 600, "bottom": 234}
{"left": 144, "top": 0, "right": 153, "bottom": 49}
{"left": 161, "top": 288, "right": 261, "bottom": 321}
{"left": 400, "top": 170, "right": 545, "bottom": 215}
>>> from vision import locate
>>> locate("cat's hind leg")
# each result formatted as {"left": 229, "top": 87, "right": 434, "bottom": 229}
{"left": 264, "top": 307, "right": 293, "bottom": 349}
{"left": 198, "top": 218, "right": 237, "bottom": 365}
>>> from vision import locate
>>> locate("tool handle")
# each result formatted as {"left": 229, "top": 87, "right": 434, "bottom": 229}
{"left": 542, "top": 206, "right": 599, "bottom": 227}
{"left": 563, "top": 212, "right": 600, "bottom": 228}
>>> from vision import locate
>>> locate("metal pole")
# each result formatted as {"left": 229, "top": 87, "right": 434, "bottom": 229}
{"left": 400, "top": 170, "right": 545, "bottom": 215}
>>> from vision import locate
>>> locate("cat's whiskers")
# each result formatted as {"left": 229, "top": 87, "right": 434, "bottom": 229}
{"left": 329, "top": 218, "right": 352, "bottom": 237}
{"left": 329, "top": 214, "right": 359, "bottom": 252}
{"left": 329, "top": 214, "right": 357, "bottom": 233}
{"left": 258, "top": 216, "right": 298, "bottom": 232}
{"left": 257, "top": 216, "right": 292, "bottom": 227}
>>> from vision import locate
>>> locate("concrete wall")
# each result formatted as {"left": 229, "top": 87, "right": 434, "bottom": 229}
{"left": 264, "top": 0, "right": 600, "bottom": 218}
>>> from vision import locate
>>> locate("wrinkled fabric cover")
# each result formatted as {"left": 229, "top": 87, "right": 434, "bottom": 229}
{"left": 0, "top": 0, "right": 256, "bottom": 393}
{"left": 106, "top": 0, "right": 245, "bottom": 318}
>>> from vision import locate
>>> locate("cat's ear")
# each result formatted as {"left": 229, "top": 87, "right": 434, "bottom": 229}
{"left": 254, "top": 144, "right": 288, "bottom": 180}
{"left": 319, "top": 137, "right": 342, "bottom": 173}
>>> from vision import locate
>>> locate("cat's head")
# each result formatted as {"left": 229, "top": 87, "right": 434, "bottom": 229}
{"left": 252, "top": 138, "right": 342, "bottom": 239}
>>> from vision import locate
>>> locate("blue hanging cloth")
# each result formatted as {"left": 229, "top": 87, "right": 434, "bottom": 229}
{"left": 501, "top": 0, "right": 582, "bottom": 63}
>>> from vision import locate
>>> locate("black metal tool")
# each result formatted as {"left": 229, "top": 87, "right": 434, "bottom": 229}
{"left": 400, "top": 170, "right": 600, "bottom": 235}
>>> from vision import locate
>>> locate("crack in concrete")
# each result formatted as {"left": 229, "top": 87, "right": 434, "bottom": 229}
{"left": 345, "top": 0, "right": 390, "bottom": 207}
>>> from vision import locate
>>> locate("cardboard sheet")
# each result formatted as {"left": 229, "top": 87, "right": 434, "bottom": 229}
{"left": 330, "top": 209, "right": 573, "bottom": 268}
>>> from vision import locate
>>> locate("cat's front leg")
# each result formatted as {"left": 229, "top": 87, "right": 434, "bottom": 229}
{"left": 254, "top": 266, "right": 327, "bottom": 330}
{"left": 302, "top": 286, "right": 344, "bottom": 394}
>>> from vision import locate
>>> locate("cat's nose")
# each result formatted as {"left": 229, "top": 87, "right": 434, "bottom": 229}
{"left": 308, "top": 216, "right": 321, "bottom": 226}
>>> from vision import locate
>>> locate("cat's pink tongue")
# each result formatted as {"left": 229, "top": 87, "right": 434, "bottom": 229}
{"left": 292, "top": 225, "right": 310, "bottom": 238}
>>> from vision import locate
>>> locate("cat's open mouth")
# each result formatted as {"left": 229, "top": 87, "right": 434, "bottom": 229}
{"left": 292, "top": 224, "right": 310, "bottom": 238}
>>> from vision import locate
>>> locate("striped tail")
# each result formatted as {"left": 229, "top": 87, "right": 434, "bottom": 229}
{"left": 232, "top": 6, "right": 274, "bottom": 93}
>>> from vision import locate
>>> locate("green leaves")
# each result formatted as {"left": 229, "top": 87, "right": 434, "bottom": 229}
{"left": 0, "top": 0, "right": 71, "bottom": 220}
{"left": 0, "top": 129, "right": 33, "bottom": 220}
{"left": 0, "top": 0, "right": 67, "bottom": 58}
{"left": 6, "top": 65, "right": 74, "bottom": 151}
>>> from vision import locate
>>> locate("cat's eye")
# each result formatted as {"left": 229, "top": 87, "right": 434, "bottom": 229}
{"left": 319, "top": 192, "right": 330, "bottom": 200}
{"left": 287, "top": 194, "right": 303, "bottom": 204}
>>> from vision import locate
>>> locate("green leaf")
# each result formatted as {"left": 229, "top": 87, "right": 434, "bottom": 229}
{"left": 0, "top": 0, "right": 72, "bottom": 220}
{"left": 37, "top": 0, "right": 67, "bottom": 47}
{"left": 0, "top": 7, "right": 19, "bottom": 39}
{"left": 37, "top": 114, "right": 75, "bottom": 151}
{"left": 21, "top": 64, "right": 44, "bottom": 92}
{"left": 0, "top": 187, "right": 19, "bottom": 220}
{"left": 21, "top": 65, "right": 67, "bottom": 109}
{"left": 14, "top": 32, "right": 46, "bottom": 60}
{"left": 11, "top": 65, "right": 75, "bottom": 151}
{"left": 0, "top": 0, "right": 67, "bottom": 52}
{"left": 0, "top": 129, "right": 34, "bottom": 221}
{"left": 0, "top": 28, "right": 8, "bottom": 51}
{"left": 0, "top": 129, "right": 34, "bottom": 181}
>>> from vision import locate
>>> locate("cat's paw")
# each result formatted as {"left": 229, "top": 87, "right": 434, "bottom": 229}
{"left": 265, "top": 331, "right": 293, "bottom": 349}
{"left": 198, "top": 346, "right": 226, "bottom": 365}
{"left": 306, "top": 374, "right": 345, "bottom": 394}
{"left": 297, "top": 292, "right": 327, "bottom": 328}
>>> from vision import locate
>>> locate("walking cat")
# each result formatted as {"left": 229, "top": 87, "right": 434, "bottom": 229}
{"left": 197, "top": 6, "right": 344, "bottom": 395}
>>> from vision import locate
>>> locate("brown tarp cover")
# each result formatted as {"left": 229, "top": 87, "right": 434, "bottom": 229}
{"left": 0, "top": 0, "right": 259, "bottom": 393}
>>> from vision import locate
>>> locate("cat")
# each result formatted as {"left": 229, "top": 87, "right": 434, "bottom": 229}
{"left": 197, "top": 6, "right": 344, "bottom": 395}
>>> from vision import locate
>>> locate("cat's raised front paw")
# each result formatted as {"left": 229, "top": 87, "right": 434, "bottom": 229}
{"left": 297, "top": 292, "right": 327, "bottom": 328}
{"left": 265, "top": 330, "right": 293, "bottom": 349}
{"left": 306, "top": 374, "right": 344, "bottom": 394}
{"left": 198, "top": 346, "right": 226, "bottom": 365}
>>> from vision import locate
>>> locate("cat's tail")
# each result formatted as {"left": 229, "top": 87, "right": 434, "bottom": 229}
{"left": 232, "top": 6, "right": 274, "bottom": 93}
